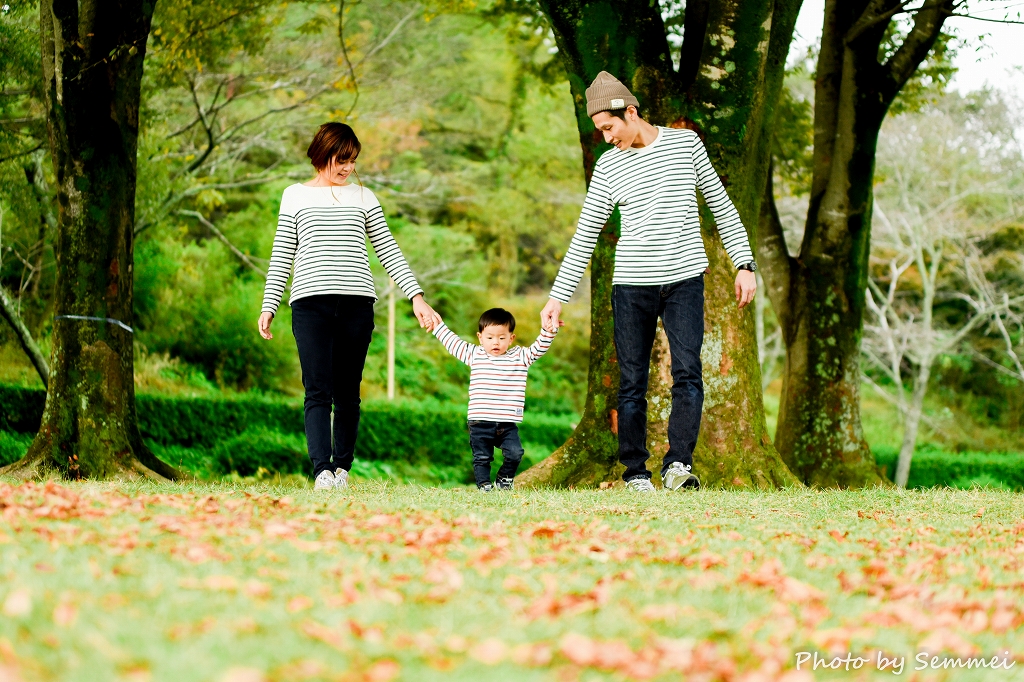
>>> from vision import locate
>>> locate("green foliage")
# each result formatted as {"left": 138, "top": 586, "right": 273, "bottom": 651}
{"left": 134, "top": 223, "right": 298, "bottom": 391}
{"left": 146, "top": 0, "right": 278, "bottom": 88}
{"left": 771, "top": 84, "right": 814, "bottom": 195}
{"left": 873, "top": 445, "right": 1024, "bottom": 491}
{"left": 887, "top": 31, "right": 958, "bottom": 116}
{"left": 0, "top": 430, "right": 31, "bottom": 467}
{"left": 211, "top": 427, "right": 308, "bottom": 477}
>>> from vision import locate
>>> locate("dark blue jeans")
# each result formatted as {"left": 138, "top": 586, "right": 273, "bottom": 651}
{"left": 291, "top": 294, "right": 375, "bottom": 478}
{"left": 612, "top": 275, "right": 704, "bottom": 481}
{"left": 468, "top": 421, "right": 525, "bottom": 486}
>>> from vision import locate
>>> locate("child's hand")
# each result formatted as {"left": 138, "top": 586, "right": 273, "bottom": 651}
{"left": 429, "top": 311, "right": 443, "bottom": 331}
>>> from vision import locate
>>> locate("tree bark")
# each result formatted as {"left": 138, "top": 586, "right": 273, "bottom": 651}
{"left": 759, "top": 0, "right": 952, "bottom": 487}
{"left": 519, "top": 0, "right": 802, "bottom": 489}
{"left": 1, "top": 0, "right": 178, "bottom": 481}
{"left": 24, "top": 160, "right": 56, "bottom": 297}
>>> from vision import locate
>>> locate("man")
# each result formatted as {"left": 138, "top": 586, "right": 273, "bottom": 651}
{"left": 540, "top": 71, "right": 757, "bottom": 492}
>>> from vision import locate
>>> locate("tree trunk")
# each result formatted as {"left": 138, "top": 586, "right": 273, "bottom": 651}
{"left": 519, "top": 0, "right": 802, "bottom": 489}
{"left": 759, "top": 0, "right": 951, "bottom": 487}
{"left": 1, "top": 0, "right": 178, "bottom": 481}
{"left": 24, "top": 159, "right": 56, "bottom": 297}
{"left": 895, "top": 362, "right": 931, "bottom": 488}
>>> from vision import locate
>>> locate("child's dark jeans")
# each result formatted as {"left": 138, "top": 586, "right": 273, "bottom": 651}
{"left": 468, "top": 421, "right": 525, "bottom": 486}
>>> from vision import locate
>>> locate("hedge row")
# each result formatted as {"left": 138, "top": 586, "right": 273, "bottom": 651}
{"left": 0, "top": 384, "right": 574, "bottom": 472}
{"left": 873, "top": 446, "right": 1024, "bottom": 490}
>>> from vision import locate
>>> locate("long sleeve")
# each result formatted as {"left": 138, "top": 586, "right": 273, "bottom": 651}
{"left": 692, "top": 136, "right": 754, "bottom": 268}
{"left": 433, "top": 322, "right": 475, "bottom": 366}
{"left": 366, "top": 205, "right": 423, "bottom": 300}
{"left": 521, "top": 327, "right": 557, "bottom": 367}
{"left": 262, "top": 211, "right": 297, "bottom": 314}
{"left": 548, "top": 167, "right": 615, "bottom": 303}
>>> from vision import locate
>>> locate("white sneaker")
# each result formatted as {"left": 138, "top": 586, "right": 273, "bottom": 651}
{"left": 314, "top": 470, "right": 335, "bottom": 490}
{"left": 663, "top": 462, "right": 701, "bottom": 490}
{"left": 625, "top": 477, "right": 655, "bottom": 492}
{"left": 333, "top": 468, "right": 349, "bottom": 490}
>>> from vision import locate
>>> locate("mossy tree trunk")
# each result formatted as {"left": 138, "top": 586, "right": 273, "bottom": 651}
{"left": 758, "top": 0, "right": 952, "bottom": 487}
{"left": 520, "top": 0, "right": 802, "bottom": 489}
{"left": 0, "top": 0, "right": 178, "bottom": 481}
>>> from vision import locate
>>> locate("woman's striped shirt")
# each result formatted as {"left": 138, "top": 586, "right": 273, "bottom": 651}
{"left": 433, "top": 322, "right": 557, "bottom": 423}
{"left": 261, "top": 184, "right": 423, "bottom": 314}
{"left": 549, "top": 126, "right": 754, "bottom": 303}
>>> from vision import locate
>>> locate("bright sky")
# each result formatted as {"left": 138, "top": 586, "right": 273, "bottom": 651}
{"left": 790, "top": 1, "right": 1024, "bottom": 96}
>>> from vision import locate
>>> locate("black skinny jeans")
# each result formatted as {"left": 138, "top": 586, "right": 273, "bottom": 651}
{"left": 612, "top": 275, "right": 705, "bottom": 481}
{"left": 290, "top": 294, "right": 375, "bottom": 478}
{"left": 468, "top": 421, "right": 525, "bottom": 486}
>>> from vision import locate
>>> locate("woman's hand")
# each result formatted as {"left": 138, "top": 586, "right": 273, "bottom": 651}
{"left": 258, "top": 312, "right": 274, "bottom": 340}
{"left": 411, "top": 294, "right": 438, "bottom": 331}
{"left": 541, "top": 298, "right": 562, "bottom": 333}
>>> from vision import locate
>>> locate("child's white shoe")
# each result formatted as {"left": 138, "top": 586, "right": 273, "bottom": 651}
{"left": 314, "top": 470, "right": 335, "bottom": 490}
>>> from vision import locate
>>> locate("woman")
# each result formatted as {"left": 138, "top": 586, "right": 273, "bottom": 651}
{"left": 258, "top": 122, "right": 437, "bottom": 490}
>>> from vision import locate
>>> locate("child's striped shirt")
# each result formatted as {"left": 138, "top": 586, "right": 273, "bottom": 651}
{"left": 433, "top": 322, "right": 557, "bottom": 423}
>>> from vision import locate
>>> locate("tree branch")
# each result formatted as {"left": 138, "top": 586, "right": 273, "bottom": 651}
{"left": 0, "top": 284, "right": 49, "bottom": 387}
{"left": 177, "top": 210, "right": 266, "bottom": 276}
{"left": 879, "top": 0, "right": 954, "bottom": 106}
{"left": 677, "top": 0, "right": 709, "bottom": 90}
{"left": 757, "top": 165, "right": 794, "bottom": 337}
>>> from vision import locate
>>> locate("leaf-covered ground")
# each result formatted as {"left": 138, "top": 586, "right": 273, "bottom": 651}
{"left": 1, "top": 481, "right": 1023, "bottom": 681}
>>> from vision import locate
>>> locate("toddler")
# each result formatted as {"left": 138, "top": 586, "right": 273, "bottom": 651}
{"left": 431, "top": 308, "right": 559, "bottom": 491}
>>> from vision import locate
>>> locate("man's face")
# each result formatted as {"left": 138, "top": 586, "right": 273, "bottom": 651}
{"left": 477, "top": 324, "right": 515, "bottom": 356}
{"left": 591, "top": 108, "right": 640, "bottom": 150}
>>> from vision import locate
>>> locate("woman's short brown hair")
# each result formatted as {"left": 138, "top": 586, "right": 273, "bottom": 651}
{"left": 307, "top": 122, "right": 361, "bottom": 171}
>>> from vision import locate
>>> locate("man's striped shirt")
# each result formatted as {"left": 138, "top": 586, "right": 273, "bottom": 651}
{"left": 549, "top": 126, "right": 754, "bottom": 303}
{"left": 262, "top": 184, "right": 423, "bottom": 314}
{"left": 433, "top": 322, "right": 556, "bottom": 423}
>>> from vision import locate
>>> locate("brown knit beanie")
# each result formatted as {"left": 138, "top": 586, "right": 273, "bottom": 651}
{"left": 585, "top": 71, "right": 639, "bottom": 117}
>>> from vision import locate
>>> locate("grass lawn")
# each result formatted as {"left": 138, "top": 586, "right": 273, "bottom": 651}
{"left": 1, "top": 481, "right": 1023, "bottom": 681}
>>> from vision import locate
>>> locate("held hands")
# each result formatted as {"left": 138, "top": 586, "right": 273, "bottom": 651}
{"left": 540, "top": 298, "right": 563, "bottom": 333}
{"left": 735, "top": 270, "right": 756, "bottom": 309}
{"left": 412, "top": 294, "right": 439, "bottom": 332}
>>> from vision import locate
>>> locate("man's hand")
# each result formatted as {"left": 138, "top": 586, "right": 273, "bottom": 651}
{"left": 258, "top": 312, "right": 274, "bottom": 340}
{"left": 735, "top": 270, "right": 756, "bottom": 309}
{"left": 541, "top": 298, "right": 563, "bottom": 333}
{"left": 412, "top": 294, "right": 438, "bottom": 331}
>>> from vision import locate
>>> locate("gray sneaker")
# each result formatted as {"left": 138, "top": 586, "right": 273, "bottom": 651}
{"left": 333, "top": 468, "right": 349, "bottom": 490}
{"left": 314, "top": 469, "right": 335, "bottom": 490}
{"left": 495, "top": 477, "right": 514, "bottom": 491}
{"left": 477, "top": 483, "right": 494, "bottom": 492}
{"left": 625, "top": 477, "right": 655, "bottom": 492}
{"left": 663, "top": 462, "right": 700, "bottom": 490}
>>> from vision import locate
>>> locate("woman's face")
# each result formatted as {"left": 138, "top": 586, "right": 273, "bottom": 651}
{"left": 321, "top": 155, "right": 356, "bottom": 185}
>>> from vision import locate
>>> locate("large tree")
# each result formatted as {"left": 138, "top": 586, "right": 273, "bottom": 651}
{"left": 1, "top": 0, "right": 177, "bottom": 480}
{"left": 758, "top": 0, "right": 955, "bottom": 486}
{"left": 520, "top": 0, "right": 802, "bottom": 489}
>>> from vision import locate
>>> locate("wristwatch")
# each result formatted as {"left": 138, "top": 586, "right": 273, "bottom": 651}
{"left": 738, "top": 261, "right": 757, "bottom": 272}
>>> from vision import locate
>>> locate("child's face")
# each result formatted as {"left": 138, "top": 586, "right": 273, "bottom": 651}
{"left": 477, "top": 324, "right": 515, "bottom": 356}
